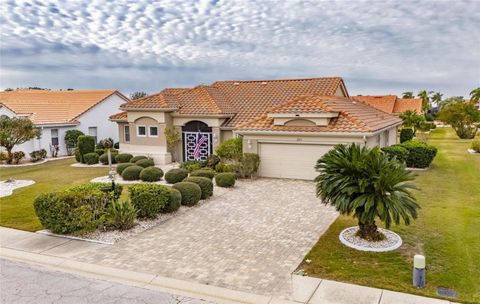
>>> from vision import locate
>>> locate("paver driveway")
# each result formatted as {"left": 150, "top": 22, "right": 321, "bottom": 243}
{"left": 75, "top": 179, "right": 338, "bottom": 297}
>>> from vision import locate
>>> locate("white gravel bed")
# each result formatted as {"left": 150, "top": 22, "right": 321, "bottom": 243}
{"left": 0, "top": 156, "right": 73, "bottom": 167}
{"left": 468, "top": 149, "right": 479, "bottom": 154}
{"left": 406, "top": 167, "right": 429, "bottom": 171}
{"left": 339, "top": 226, "right": 402, "bottom": 252}
{"left": 0, "top": 180, "right": 36, "bottom": 197}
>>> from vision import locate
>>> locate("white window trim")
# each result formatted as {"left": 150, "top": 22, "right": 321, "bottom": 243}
{"left": 124, "top": 125, "right": 130, "bottom": 143}
{"left": 137, "top": 125, "right": 147, "bottom": 137}
{"left": 149, "top": 126, "right": 158, "bottom": 137}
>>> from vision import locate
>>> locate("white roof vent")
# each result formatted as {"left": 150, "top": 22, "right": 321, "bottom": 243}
{"left": 261, "top": 82, "right": 267, "bottom": 85}
{"left": 234, "top": 82, "right": 240, "bottom": 85}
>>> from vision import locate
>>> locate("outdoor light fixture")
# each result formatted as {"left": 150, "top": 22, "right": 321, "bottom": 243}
{"left": 413, "top": 254, "right": 426, "bottom": 288}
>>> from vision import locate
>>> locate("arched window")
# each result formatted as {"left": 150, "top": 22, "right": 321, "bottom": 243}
{"left": 182, "top": 120, "right": 212, "bottom": 132}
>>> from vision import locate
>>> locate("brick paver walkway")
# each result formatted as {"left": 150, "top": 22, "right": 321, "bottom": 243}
{"left": 74, "top": 179, "right": 338, "bottom": 297}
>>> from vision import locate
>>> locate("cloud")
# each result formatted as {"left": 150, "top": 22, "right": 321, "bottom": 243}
{"left": 1, "top": 0, "right": 479, "bottom": 97}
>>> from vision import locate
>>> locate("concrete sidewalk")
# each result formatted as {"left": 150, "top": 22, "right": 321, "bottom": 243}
{"left": 0, "top": 227, "right": 456, "bottom": 304}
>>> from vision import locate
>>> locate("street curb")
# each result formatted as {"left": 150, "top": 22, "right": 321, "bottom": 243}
{"left": 0, "top": 247, "right": 291, "bottom": 304}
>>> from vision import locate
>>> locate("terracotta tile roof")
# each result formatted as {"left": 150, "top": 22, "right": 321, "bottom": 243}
{"left": 352, "top": 95, "right": 422, "bottom": 114}
{"left": 0, "top": 90, "right": 127, "bottom": 124}
{"left": 393, "top": 98, "right": 423, "bottom": 113}
{"left": 236, "top": 95, "right": 401, "bottom": 133}
{"left": 109, "top": 111, "right": 127, "bottom": 121}
{"left": 176, "top": 85, "right": 236, "bottom": 115}
{"left": 121, "top": 88, "right": 188, "bottom": 109}
{"left": 119, "top": 77, "right": 346, "bottom": 127}
{"left": 213, "top": 77, "right": 346, "bottom": 127}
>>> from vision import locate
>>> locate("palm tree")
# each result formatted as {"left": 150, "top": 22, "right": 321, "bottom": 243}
{"left": 315, "top": 144, "right": 419, "bottom": 241}
{"left": 417, "top": 90, "right": 432, "bottom": 112}
{"left": 399, "top": 110, "right": 425, "bottom": 133}
{"left": 402, "top": 92, "right": 414, "bottom": 98}
{"left": 431, "top": 92, "right": 443, "bottom": 108}
{"left": 470, "top": 88, "right": 480, "bottom": 103}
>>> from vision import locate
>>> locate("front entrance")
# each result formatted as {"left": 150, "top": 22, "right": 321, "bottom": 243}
{"left": 182, "top": 121, "right": 212, "bottom": 162}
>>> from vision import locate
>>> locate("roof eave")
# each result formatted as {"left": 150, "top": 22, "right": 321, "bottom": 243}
{"left": 121, "top": 107, "right": 178, "bottom": 112}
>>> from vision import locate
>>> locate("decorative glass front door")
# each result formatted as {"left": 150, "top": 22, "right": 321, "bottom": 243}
{"left": 183, "top": 132, "right": 212, "bottom": 161}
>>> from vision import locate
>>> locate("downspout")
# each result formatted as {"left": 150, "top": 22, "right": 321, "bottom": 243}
{"left": 363, "top": 135, "right": 367, "bottom": 147}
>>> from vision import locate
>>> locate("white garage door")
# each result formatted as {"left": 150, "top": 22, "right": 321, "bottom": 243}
{"left": 258, "top": 143, "right": 333, "bottom": 180}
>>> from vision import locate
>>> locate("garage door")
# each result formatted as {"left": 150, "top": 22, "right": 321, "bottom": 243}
{"left": 258, "top": 143, "right": 333, "bottom": 180}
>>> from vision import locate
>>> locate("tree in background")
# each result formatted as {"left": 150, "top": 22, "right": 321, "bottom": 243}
{"left": 64, "top": 130, "right": 85, "bottom": 155}
{"left": 438, "top": 96, "right": 464, "bottom": 110}
{"left": 438, "top": 101, "right": 480, "bottom": 139}
{"left": 399, "top": 110, "right": 425, "bottom": 133}
{"left": 417, "top": 90, "right": 433, "bottom": 112}
{"left": 431, "top": 92, "right": 443, "bottom": 108}
{"left": 402, "top": 92, "right": 414, "bottom": 98}
{"left": 130, "top": 91, "right": 148, "bottom": 100}
{"left": 0, "top": 116, "right": 41, "bottom": 163}
{"left": 470, "top": 88, "right": 480, "bottom": 103}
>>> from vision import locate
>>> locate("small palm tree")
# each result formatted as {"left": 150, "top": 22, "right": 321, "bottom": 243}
{"left": 417, "top": 90, "right": 433, "bottom": 112}
{"left": 431, "top": 92, "right": 443, "bottom": 107}
{"left": 402, "top": 92, "right": 414, "bottom": 98}
{"left": 315, "top": 144, "right": 420, "bottom": 241}
{"left": 470, "top": 88, "right": 480, "bottom": 103}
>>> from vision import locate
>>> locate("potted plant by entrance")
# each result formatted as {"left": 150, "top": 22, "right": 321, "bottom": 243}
{"left": 315, "top": 144, "right": 420, "bottom": 251}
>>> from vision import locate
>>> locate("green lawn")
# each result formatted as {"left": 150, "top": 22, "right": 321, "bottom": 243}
{"left": 299, "top": 128, "right": 480, "bottom": 303}
{"left": 0, "top": 158, "right": 109, "bottom": 231}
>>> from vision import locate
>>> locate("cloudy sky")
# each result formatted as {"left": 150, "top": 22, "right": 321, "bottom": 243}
{"left": 1, "top": 0, "right": 479, "bottom": 97}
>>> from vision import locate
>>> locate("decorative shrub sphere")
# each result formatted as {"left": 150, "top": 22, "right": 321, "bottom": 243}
{"left": 136, "top": 158, "right": 155, "bottom": 168}
{"left": 163, "top": 188, "right": 182, "bottom": 213}
{"left": 130, "top": 155, "right": 148, "bottom": 163}
{"left": 190, "top": 169, "right": 215, "bottom": 180}
{"left": 115, "top": 153, "right": 133, "bottom": 163}
{"left": 83, "top": 152, "right": 99, "bottom": 165}
{"left": 215, "top": 172, "right": 235, "bottom": 187}
{"left": 121, "top": 165, "right": 143, "bottom": 180}
{"left": 184, "top": 176, "right": 213, "bottom": 199}
{"left": 99, "top": 151, "right": 118, "bottom": 165}
{"left": 140, "top": 166, "right": 164, "bottom": 182}
{"left": 116, "top": 163, "right": 134, "bottom": 175}
{"left": 172, "top": 182, "right": 202, "bottom": 206}
{"left": 164, "top": 168, "right": 189, "bottom": 184}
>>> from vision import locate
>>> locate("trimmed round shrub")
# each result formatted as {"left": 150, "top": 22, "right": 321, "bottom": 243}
{"left": 184, "top": 176, "right": 213, "bottom": 199}
{"left": 190, "top": 168, "right": 215, "bottom": 180}
{"left": 401, "top": 140, "right": 438, "bottom": 168}
{"left": 83, "top": 152, "right": 99, "bottom": 165}
{"left": 121, "top": 165, "right": 143, "bottom": 180}
{"left": 95, "top": 148, "right": 105, "bottom": 156}
{"left": 130, "top": 155, "right": 148, "bottom": 163}
{"left": 129, "top": 184, "right": 170, "bottom": 218}
{"left": 77, "top": 135, "right": 95, "bottom": 163}
{"left": 164, "top": 168, "right": 189, "bottom": 184}
{"left": 215, "top": 162, "right": 234, "bottom": 173}
{"left": 206, "top": 154, "right": 221, "bottom": 168}
{"left": 136, "top": 158, "right": 155, "bottom": 168}
{"left": 400, "top": 128, "right": 414, "bottom": 143}
{"left": 172, "top": 182, "right": 201, "bottom": 206}
{"left": 381, "top": 145, "right": 408, "bottom": 163}
{"left": 99, "top": 151, "right": 118, "bottom": 165}
{"left": 180, "top": 160, "right": 204, "bottom": 172}
{"left": 215, "top": 172, "right": 235, "bottom": 187}
{"left": 116, "top": 163, "right": 134, "bottom": 175}
{"left": 115, "top": 153, "right": 133, "bottom": 163}
{"left": 70, "top": 182, "right": 123, "bottom": 200}
{"left": 140, "top": 166, "right": 164, "bottom": 182}
{"left": 162, "top": 188, "right": 182, "bottom": 213}
{"left": 74, "top": 148, "right": 81, "bottom": 162}
{"left": 472, "top": 139, "right": 480, "bottom": 153}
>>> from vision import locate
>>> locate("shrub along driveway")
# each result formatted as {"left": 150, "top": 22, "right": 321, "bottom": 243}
{"left": 74, "top": 178, "right": 338, "bottom": 296}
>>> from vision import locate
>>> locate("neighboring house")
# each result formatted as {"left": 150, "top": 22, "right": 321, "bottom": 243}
{"left": 111, "top": 77, "right": 401, "bottom": 180}
{"left": 0, "top": 89, "right": 129, "bottom": 156}
{"left": 352, "top": 95, "right": 423, "bottom": 115}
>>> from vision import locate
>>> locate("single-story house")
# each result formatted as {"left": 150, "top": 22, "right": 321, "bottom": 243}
{"left": 0, "top": 89, "right": 129, "bottom": 156}
{"left": 111, "top": 77, "right": 402, "bottom": 180}
{"left": 352, "top": 95, "right": 423, "bottom": 115}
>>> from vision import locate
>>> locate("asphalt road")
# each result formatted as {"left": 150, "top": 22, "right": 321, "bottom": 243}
{"left": 0, "top": 259, "right": 212, "bottom": 304}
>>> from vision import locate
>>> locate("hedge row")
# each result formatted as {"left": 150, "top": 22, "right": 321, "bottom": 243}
{"left": 382, "top": 140, "right": 437, "bottom": 168}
